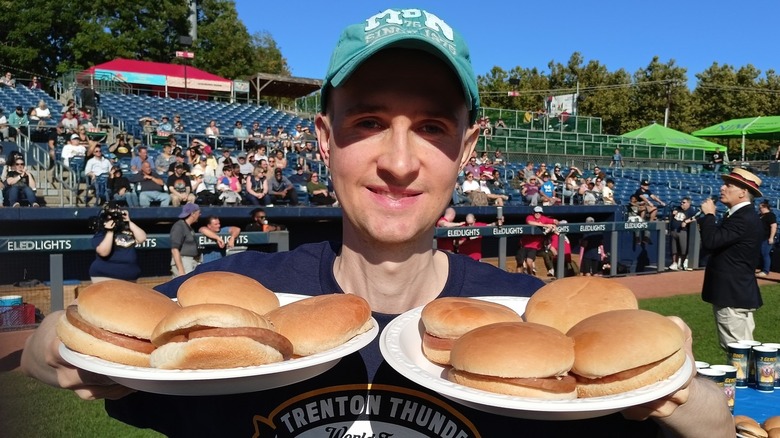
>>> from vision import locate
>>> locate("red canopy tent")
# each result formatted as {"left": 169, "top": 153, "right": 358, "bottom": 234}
{"left": 82, "top": 58, "right": 232, "bottom": 96}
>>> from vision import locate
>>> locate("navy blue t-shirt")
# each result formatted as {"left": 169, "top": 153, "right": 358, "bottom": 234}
{"left": 106, "top": 242, "right": 658, "bottom": 437}
{"left": 88, "top": 231, "right": 141, "bottom": 280}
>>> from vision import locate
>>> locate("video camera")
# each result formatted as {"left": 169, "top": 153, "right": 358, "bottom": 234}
{"left": 89, "top": 202, "right": 127, "bottom": 233}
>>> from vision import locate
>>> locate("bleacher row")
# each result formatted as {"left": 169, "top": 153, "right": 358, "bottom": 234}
{"left": 3, "top": 87, "right": 779, "bottom": 213}
{"left": 99, "top": 93, "right": 314, "bottom": 144}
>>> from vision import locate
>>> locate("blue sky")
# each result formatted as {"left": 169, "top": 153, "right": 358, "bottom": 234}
{"left": 234, "top": 1, "right": 777, "bottom": 88}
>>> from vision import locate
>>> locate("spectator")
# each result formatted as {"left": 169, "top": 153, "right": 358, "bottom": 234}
{"left": 269, "top": 167, "right": 298, "bottom": 206}
{"left": 156, "top": 116, "right": 173, "bottom": 136}
{"left": 460, "top": 172, "right": 485, "bottom": 205}
{"left": 0, "top": 108, "right": 8, "bottom": 141}
{"left": 539, "top": 172, "right": 560, "bottom": 206}
{"left": 80, "top": 86, "right": 99, "bottom": 117}
{"left": 517, "top": 206, "right": 557, "bottom": 274}
{"left": 29, "top": 76, "right": 42, "bottom": 89}
{"left": 610, "top": 148, "right": 624, "bottom": 168}
{"left": 8, "top": 106, "right": 29, "bottom": 142}
{"left": 172, "top": 114, "right": 185, "bottom": 133}
{"left": 233, "top": 121, "right": 249, "bottom": 150}
{"left": 535, "top": 163, "right": 548, "bottom": 179}
{"left": 261, "top": 126, "right": 277, "bottom": 150}
{"left": 236, "top": 152, "right": 254, "bottom": 177}
{"left": 250, "top": 121, "right": 263, "bottom": 146}
{"left": 61, "top": 133, "right": 87, "bottom": 187}
{"left": 509, "top": 171, "right": 524, "bottom": 190}
{"left": 167, "top": 163, "right": 196, "bottom": 207}
{"left": 602, "top": 178, "right": 616, "bottom": 205}
{"left": 84, "top": 147, "right": 112, "bottom": 206}
{"left": 551, "top": 163, "right": 564, "bottom": 183}
{"left": 307, "top": 172, "right": 337, "bottom": 206}
{"left": 478, "top": 159, "right": 494, "bottom": 177}
{"left": 128, "top": 161, "right": 170, "bottom": 207}
{"left": 130, "top": 146, "right": 154, "bottom": 174}
{"left": 634, "top": 179, "right": 666, "bottom": 220}
{"left": 580, "top": 217, "right": 606, "bottom": 276}
{"left": 199, "top": 216, "right": 241, "bottom": 264}
{"left": 458, "top": 213, "right": 502, "bottom": 261}
{"left": 462, "top": 155, "right": 480, "bottom": 178}
{"left": 155, "top": 142, "right": 176, "bottom": 175}
{"left": 669, "top": 197, "right": 697, "bottom": 271}
{"left": 108, "top": 134, "right": 132, "bottom": 160}
{"left": 60, "top": 99, "right": 76, "bottom": 116}
{"left": 492, "top": 149, "right": 504, "bottom": 166}
{"left": 489, "top": 169, "right": 505, "bottom": 191}
{"left": 711, "top": 147, "right": 724, "bottom": 176}
{"left": 107, "top": 166, "right": 139, "bottom": 207}
{"left": 757, "top": 200, "right": 776, "bottom": 278}
{"left": 521, "top": 175, "right": 540, "bottom": 206}
{"left": 5, "top": 158, "right": 38, "bottom": 207}
{"left": 581, "top": 179, "right": 598, "bottom": 205}
{"left": 276, "top": 126, "right": 292, "bottom": 151}
{"left": 217, "top": 164, "right": 243, "bottom": 205}
{"left": 477, "top": 151, "right": 489, "bottom": 165}
{"left": 1, "top": 72, "right": 16, "bottom": 87}
{"left": 288, "top": 165, "right": 310, "bottom": 186}
{"left": 89, "top": 205, "right": 145, "bottom": 282}
{"left": 169, "top": 203, "right": 201, "bottom": 277}
{"left": 244, "top": 165, "right": 270, "bottom": 206}
{"left": 205, "top": 119, "right": 220, "bottom": 148}
{"left": 138, "top": 116, "right": 158, "bottom": 141}
{"left": 435, "top": 207, "right": 464, "bottom": 253}
{"left": 244, "top": 207, "right": 284, "bottom": 232}
{"left": 493, "top": 119, "right": 507, "bottom": 136}
{"left": 273, "top": 150, "right": 288, "bottom": 170}
{"left": 478, "top": 172, "right": 507, "bottom": 206}
{"left": 522, "top": 161, "right": 536, "bottom": 181}
{"left": 60, "top": 110, "right": 79, "bottom": 134}
{"left": 34, "top": 100, "right": 52, "bottom": 123}
{"left": 217, "top": 147, "right": 233, "bottom": 171}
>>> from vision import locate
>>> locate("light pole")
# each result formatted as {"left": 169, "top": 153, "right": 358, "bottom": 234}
{"left": 178, "top": 36, "right": 193, "bottom": 99}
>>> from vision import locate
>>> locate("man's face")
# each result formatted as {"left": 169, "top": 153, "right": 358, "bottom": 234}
{"left": 316, "top": 49, "right": 478, "bottom": 245}
{"left": 139, "top": 149, "right": 148, "bottom": 158}
{"left": 141, "top": 162, "right": 152, "bottom": 174}
{"left": 720, "top": 182, "right": 748, "bottom": 208}
{"left": 206, "top": 218, "right": 221, "bottom": 232}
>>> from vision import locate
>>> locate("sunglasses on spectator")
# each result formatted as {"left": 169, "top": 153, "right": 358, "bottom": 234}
{"left": 16, "top": 161, "right": 25, "bottom": 165}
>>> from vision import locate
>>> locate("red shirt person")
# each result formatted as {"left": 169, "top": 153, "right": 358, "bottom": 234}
{"left": 516, "top": 206, "right": 558, "bottom": 274}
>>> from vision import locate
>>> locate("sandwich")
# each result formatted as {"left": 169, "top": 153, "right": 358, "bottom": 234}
{"left": 524, "top": 276, "right": 638, "bottom": 334}
{"left": 448, "top": 322, "right": 577, "bottom": 399}
{"left": 567, "top": 309, "right": 686, "bottom": 397}
{"left": 56, "top": 280, "right": 180, "bottom": 367}
{"left": 176, "top": 271, "right": 280, "bottom": 315}
{"left": 150, "top": 303, "right": 293, "bottom": 369}
{"left": 420, "top": 297, "right": 522, "bottom": 365}
{"left": 265, "top": 294, "right": 372, "bottom": 357}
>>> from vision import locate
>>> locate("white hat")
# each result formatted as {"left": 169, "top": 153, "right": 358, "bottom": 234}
{"left": 533, "top": 206, "right": 543, "bottom": 213}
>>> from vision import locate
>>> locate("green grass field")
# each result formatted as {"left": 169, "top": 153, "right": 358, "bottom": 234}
{"left": 1, "top": 284, "right": 778, "bottom": 437}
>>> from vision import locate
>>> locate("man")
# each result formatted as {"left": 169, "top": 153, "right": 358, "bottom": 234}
{"left": 236, "top": 151, "right": 254, "bottom": 177}
{"left": 602, "top": 178, "right": 616, "bottom": 205}
{"left": 669, "top": 197, "right": 697, "bottom": 271}
{"left": 8, "top": 106, "right": 29, "bottom": 142}
{"left": 166, "top": 163, "right": 195, "bottom": 207}
{"left": 287, "top": 165, "right": 310, "bottom": 186}
{"left": 539, "top": 172, "right": 560, "bottom": 206}
{"left": 169, "top": 203, "right": 201, "bottom": 277}
{"left": 199, "top": 216, "right": 241, "bottom": 264}
{"left": 269, "top": 167, "right": 298, "bottom": 205}
{"left": 518, "top": 206, "right": 557, "bottom": 275}
{"left": 128, "top": 161, "right": 170, "bottom": 207}
{"left": 244, "top": 207, "right": 283, "bottom": 232}
{"left": 155, "top": 142, "right": 176, "bottom": 175}
{"left": 435, "top": 206, "right": 464, "bottom": 253}
{"left": 20, "top": 8, "right": 730, "bottom": 437}
{"left": 156, "top": 116, "right": 173, "bottom": 136}
{"left": 711, "top": 147, "right": 724, "bottom": 176}
{"left": 129, "top": 146, "right": 153, "bottom": 174}
{"left": 458, "top": 213, "right": 502, "bottom": 261}
{"left": 84, "top": 147, "right": 112, "bottom": 206}
{"left": 699, "top": 168, "right": 764, "bottom": 350}
{"left": 522, "top": 161, "right": 536, "bottom": 181}
{"left": 634, "top": 180, "right": 666, "bottom": 221}
{"left": 757, "top": 200, "right": 777, "bottom": 278}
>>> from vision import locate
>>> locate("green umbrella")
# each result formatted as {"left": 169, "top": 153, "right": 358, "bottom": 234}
{"left": 692, "top": 116, "right": 780, "bottom": 161}
{"left": 621, "top": 123, "right": 721, "bottom": 151}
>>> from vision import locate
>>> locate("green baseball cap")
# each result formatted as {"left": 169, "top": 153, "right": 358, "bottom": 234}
{"left": 321, "top": 8, "right": 480, "bottom": 123}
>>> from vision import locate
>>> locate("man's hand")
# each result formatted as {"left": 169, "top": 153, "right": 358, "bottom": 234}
{"left": 700, "top": 197, "right": 717, "bottom": 215}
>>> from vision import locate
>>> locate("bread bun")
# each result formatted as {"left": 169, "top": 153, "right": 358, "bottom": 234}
{"left": 765, "top": 417, "right": 780, "bottom": 431}
{"left": 735, "top": 416, "right": 761, "bottom": 428}
{"left": 420, "top": 297, "right": 522, "bottom": 365}
{"left": 737, "top": 422, "right": 769, "bottom": 438}
{"left": 150, "top": 304, "right": 293, "bottom": 369}
{"left": 265, "top": 294, "right": 372, "bottom": 356}
{"left": 448, "top": 322, "right": 577, "bottom": 399}
{"left": 56, "top": 280, "right": 179, "bottom": 367}
{"left": 567, "top": 309, "right": 685, "bottom": 397}
{"left": 176, "top": 271, "right": 280, "bottom": 315}
{"left": 767, "top": 428, "right": 780, "bottom": 438}
{"left": 524, "top": 277, "right": 637, "bottom": 333}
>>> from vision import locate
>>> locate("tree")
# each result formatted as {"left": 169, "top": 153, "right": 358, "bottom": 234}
{"left": 627, "top": 57, "right": 690, "bottom": 133}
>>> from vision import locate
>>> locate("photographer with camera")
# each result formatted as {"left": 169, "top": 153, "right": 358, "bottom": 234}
{"left": 5, "top": 158, "right": 39, "bottom": 207}
{"left": 89, "top": 203, "right": 146, "bottom": 282}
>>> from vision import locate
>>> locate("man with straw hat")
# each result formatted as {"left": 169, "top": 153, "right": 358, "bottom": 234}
{"left": 699, "top": 167, "right": 764, "bottom": 350}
